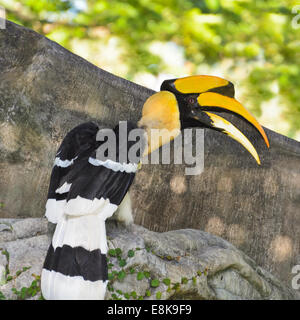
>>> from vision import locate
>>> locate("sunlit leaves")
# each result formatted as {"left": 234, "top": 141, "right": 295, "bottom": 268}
{"left": 2, "top": 0, "right": 300, "bottom": 136}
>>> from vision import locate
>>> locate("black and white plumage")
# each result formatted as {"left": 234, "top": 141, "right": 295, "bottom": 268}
{"left": 41, "top": 75, "right": 269, "bottom": 300}
{"left": 41, "top": 121, "right": 139, "bottom": 300}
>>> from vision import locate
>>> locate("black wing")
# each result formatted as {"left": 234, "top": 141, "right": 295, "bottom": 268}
{"left": 45, "top": 121, "right": 139, "bottom": 223}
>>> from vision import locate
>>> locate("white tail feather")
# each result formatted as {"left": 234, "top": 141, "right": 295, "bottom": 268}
{"left": 42, "top": 198, "right": 118, "bottom": 300}
{"left": 41, "top": 270, "right": 107, "bottom": 300}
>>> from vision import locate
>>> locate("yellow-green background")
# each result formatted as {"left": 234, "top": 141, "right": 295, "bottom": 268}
{"left": 1, "top": 0, "right": 300, "bottom": 140}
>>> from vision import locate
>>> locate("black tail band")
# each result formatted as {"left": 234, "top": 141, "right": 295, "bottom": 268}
{"left": 43, "top": 244, "right": 108, "bottom": 282}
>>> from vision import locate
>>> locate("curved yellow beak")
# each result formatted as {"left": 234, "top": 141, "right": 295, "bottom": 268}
{"left": 198, "top": 92, "right": 269, "bottom": 148}
{"left": 204, "top": 111, "right": 261, "bottom": 165}
{"left": 161, "top": 75, "right": 269, "bottom": 165}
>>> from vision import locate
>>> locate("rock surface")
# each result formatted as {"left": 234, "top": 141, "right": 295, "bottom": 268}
{"left": 0, "top": 218, "right": 298, "bottom": 300}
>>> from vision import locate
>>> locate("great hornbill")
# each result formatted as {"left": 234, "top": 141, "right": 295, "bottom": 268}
{"left": 41, "top": 75, "right": 269, "bottom": 300}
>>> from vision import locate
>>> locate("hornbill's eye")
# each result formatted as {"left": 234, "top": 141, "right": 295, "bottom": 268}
{"left": 188, "top": 97, "right": 196, "bottom": 105}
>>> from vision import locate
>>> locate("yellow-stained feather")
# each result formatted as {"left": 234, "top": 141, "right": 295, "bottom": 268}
{"left": 138, "top": 91, "right": 181, "bottom": 155}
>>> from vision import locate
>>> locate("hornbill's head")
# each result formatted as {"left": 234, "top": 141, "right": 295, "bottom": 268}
{"left": 138, "top": 75, "right": 269, "bottom": 164}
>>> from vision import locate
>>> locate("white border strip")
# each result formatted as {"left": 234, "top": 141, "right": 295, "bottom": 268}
{"left": 54, "top": 156, "right": 78, "bottom": 168}
{"left": 88, "top": 157, "right": 138, "bottom": 173}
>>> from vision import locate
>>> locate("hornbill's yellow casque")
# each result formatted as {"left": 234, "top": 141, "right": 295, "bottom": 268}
{"left": 41, "top": 75, "right": 269, "bottom": 300}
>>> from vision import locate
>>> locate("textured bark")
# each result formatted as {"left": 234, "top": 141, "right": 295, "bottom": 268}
{"left": 0, "top": 21, "right": 299, "bottom": 291}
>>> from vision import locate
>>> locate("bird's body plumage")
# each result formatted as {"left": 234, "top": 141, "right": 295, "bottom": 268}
{"left": 41, "top": 121, "right": 139, "bottom": 300}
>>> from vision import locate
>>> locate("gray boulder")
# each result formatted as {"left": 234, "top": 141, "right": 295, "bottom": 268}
{"left": 0, "top": 218, "right": 298, "bottom": 300}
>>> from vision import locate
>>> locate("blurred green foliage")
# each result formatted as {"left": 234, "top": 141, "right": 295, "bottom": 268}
{"left": 1, "top": 0, "right": 300, "bottom": 137}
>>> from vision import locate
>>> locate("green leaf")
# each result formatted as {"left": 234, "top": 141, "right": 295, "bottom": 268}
{"left": 172, "top": 282, "right": 180, "bottom": 291}
{"left": 150, "top": 279, "right": 160, "bottom": 288}
{"left": 115, "top": 248, "right": 122, "bottom": 256}
{"left": 107, "top": 284, "right": 114, "bottom": 292}
{"left": 119, "top": 259, "right": 126, "bottom": 267}
{"left": 118, "top": 270, "right": 126, "bottom": 281}
{"left": 137, "top": 272, "right": 144, "bottom": 281}
{"left": 205, "top": 0, "right": 220, "bottom": 11}
{"left": 129, "top": 268, "right": 135, "bottom": 274}
{"left": 108, "top": 273, "right": 114, "bottom": 280}
{"left": 0, "top": 291, "right": 6, "bottom": 300}
{"left": 156, "top": 291, "right": 162, "bottom": 300}
{"left": 108, "top": 249, "right": 116, "bottom": 257}
{"left": 124, "top": 292, "right": 130, "bottom": 299}
{"left": 181, "top": 277, "right": 188, "bottom": 284}
{"left": 20, "top": 287, "right": 27, "bottom": 299}
{"left": 21, "top": 287, "right": 27, "bottom": 293}
{"left": 163, "top": 278, "right": 171, "bottom": 286}
{"left": 27, "top": 287, "right": 33, "bottom": 296}
{"left": 22, "top": 266, "right": 31, "bottom": 272}
{"left": 145, "top": 290, "right": 151, "bottom": 297}
{"left": 6, "top": 275, "right": 13, "bottom": 281}
{"left": 131, "top": 291, "right": 137, "bottom": 299}
{"left": 31, "top": 280, "right": 37, "bottom": 287}
{"left": 128, "top": 249, "right": 135, "bottom": 258}
{"left": 111, "top": 293, "right": 118, "bottom": 299}
{"left": 143, "top": 271, "right": 150, "bottom": 278}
